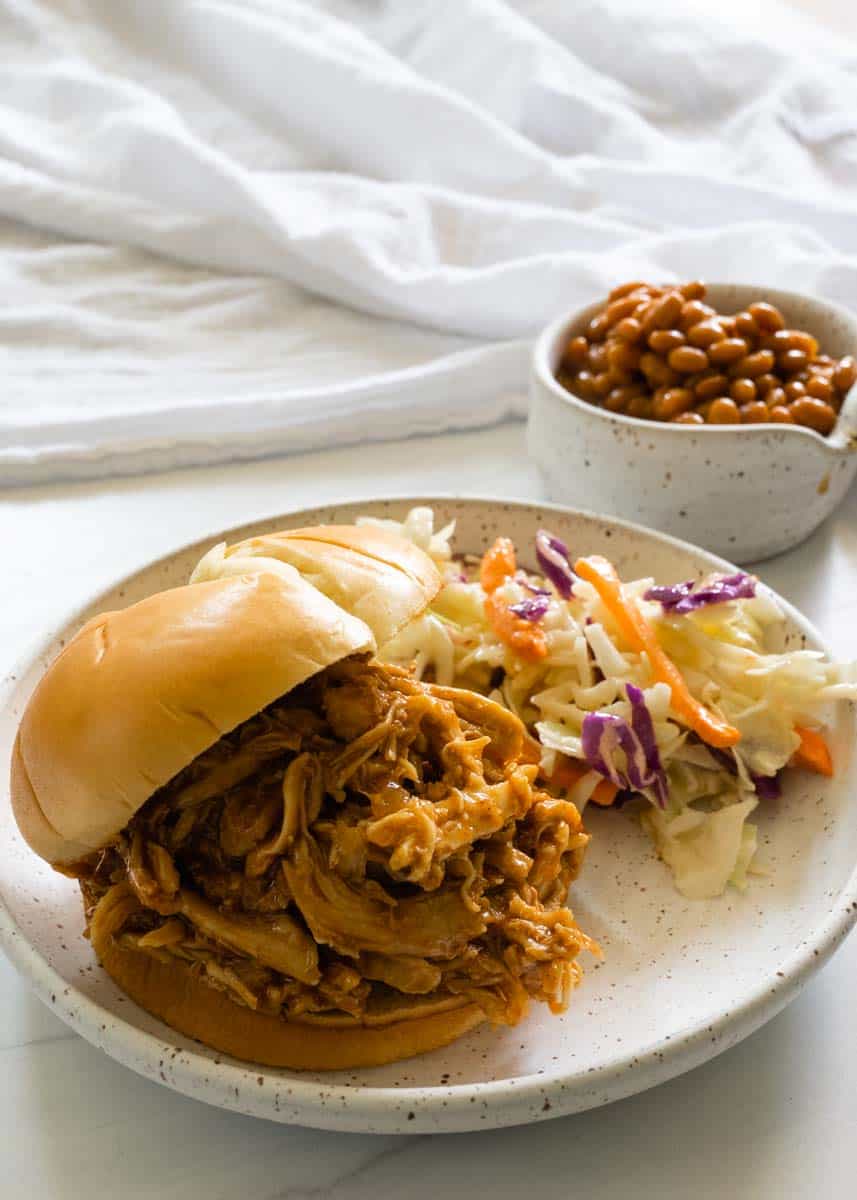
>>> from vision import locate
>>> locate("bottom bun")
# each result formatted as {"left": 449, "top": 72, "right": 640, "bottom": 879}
{"left": 91, "top": 912, "right": 484, "bottom": 1071}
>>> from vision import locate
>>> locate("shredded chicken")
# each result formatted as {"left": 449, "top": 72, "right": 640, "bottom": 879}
{"left": 177, "top": 888, "right": 320, "bottom": 984}
{"left": 73, "top": 656, "right": 595, "bottom": 1027}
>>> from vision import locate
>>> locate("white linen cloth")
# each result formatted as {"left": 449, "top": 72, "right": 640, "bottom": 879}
{"left": 2, "top": 0, "right": 856, "bottom": 483}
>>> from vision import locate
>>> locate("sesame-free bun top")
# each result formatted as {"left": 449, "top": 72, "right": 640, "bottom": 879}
{"left": 190, "top": 523, "right": 440, "bottom": 649}
{"left": 12, "top": 526, "right": 440, "bottom": 866}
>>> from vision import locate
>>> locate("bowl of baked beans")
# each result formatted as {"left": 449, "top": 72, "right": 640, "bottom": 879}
{"left": 528, "top": 282, "right": 857, "bottom": 562}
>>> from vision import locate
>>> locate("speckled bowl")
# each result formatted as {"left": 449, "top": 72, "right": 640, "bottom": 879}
{"left": 528, "top": 285, "right": 857, "bottom": 563}
{"left": 2, "top": 497, "right": 856, "bottom": 1135}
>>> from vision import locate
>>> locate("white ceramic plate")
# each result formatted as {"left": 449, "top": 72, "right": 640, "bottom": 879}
{"left": 2, "top": 497, "right": 856, "bottom": 1135}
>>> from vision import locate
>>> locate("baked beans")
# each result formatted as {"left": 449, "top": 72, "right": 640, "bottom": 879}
{"left": 556, "top": 282, "right": 852, "bottom": 433}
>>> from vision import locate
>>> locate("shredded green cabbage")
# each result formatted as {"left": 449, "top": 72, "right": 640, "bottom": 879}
{"left": 366, "top": 507, "right": 857, "bottom": 899}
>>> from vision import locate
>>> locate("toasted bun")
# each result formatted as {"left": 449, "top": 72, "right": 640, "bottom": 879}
{"left": 12, "top": 570, "right": 374, "bottom": 865}
{"left": 91, "top": 904, "right": 483, "bottom": 1070}
{"left": 193, "top": 523, "right": 440, "bottom": 648}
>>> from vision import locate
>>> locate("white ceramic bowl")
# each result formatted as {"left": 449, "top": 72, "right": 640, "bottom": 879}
{"left": 528, "top": 284, "right": 857, "bottom": 563}
{"left": 2, "top": 496, "right": 856, "bottom": 1134}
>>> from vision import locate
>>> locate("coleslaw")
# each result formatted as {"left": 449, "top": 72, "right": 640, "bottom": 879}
{"left": 360, "top": 507, "right": 857, "bottom": 900}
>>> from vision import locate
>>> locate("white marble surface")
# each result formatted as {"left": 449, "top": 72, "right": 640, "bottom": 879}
{"left": 1, "top": 421, "right": 856, "bottom": 1196}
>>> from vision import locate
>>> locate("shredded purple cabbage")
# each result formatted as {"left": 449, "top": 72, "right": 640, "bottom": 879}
{"left": 517, "top": 573, "right": 551, "bottom": 597}
{"left": 645, "top": 572, "right": 756, "bottom": 615}
{"left": 581, "top": 684, "right": 669, "bottom": 807}
{"left": 752, "top": 772, "right": 781, "bottom": 800}
{"left": 508, "top": 595, "right": 551, "bottom": 622}
{"left": 535, "top": 530, "right": 575, "bottom": 599}
{"left": 626, "top": 684, "right": 669, "bottom": 808}
{"left": 645, "top": 580, "right": 694, "bottom": 607}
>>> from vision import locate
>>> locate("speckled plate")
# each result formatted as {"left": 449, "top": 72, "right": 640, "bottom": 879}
{"left": 1, "top": 497, "right": 856, "bottom": 1134}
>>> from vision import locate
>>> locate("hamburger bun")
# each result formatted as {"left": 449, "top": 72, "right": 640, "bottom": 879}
{"left": 92, "top": 885, "right": 482, "bottom": 1070}
{"left": 191, "top": 522, "right": 440, "bottom": 648}
{"left": 101, "top": 944, "right": 483, "bottom": 1069}
{"left": 13, "top": 528, "right": 440, "bottom": 867}
{"left": 10, "top": 524, "right": 474, "bottom": 1070}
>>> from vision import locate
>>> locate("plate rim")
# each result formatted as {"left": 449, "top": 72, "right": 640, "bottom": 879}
{"left": 2, "top": 492, "right": 856, "bottom": 1133}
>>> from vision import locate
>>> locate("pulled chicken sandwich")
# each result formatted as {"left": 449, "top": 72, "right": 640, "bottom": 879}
{"left": 11, "top": 524, "right": 595, "bottom": 1070}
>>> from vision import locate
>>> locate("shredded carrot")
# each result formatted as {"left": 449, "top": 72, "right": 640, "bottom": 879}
{"left": 590, "top": 781, "right": 620, "bottom": 807}
{"left": 548, "top": 755, "right": 619, "bottom": 807}
{"left": 480, "top": 536, "right": 518, "bottom": 594}
{"left": 791, "top": 726, "right": 833, "bottom": 777}
{"left": 573, "top": 554, "right": 741, "bottom": 750}
{"left": 479, "top": 536, "right": 546, "bottom": 660}
{"left": 485, "top": 590, "right": 548, "bottom": 662}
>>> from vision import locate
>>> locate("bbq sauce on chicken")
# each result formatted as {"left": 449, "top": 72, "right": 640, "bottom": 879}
{"left": 74, "top": 657, "right": 595, "bottom": 1026}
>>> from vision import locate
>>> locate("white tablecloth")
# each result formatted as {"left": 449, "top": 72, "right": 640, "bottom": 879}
{"left": 2, "top": 0, "right": 857, "bottom": 482}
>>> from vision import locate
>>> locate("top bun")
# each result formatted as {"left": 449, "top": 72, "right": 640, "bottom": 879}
{"left": 12, "top": 526, "right": 440, "bottom": 865}
{"left": 191, "top": 523, "right": 439, "bottom": 649}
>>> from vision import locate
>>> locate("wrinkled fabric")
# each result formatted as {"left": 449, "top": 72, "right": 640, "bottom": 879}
{"left": 1, "top": 0, "right": 855, "bottom": 482}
